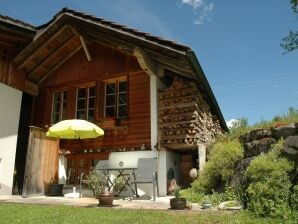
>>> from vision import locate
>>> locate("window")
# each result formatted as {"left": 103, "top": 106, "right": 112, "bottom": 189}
{"left": 76, "top": 86, "right": 95, "bottom": 122}
{"left": 104, "top": 80, "right": 127, "bottom": 119}
{"left": 52, "top": 91, "right": 67, "bottom": 124}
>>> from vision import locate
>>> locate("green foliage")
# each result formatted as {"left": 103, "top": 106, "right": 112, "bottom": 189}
{"left": 291, "top": 0, "right": 298, "bottom": 13}
{"left": 174, "top": 186, "right": 181, "bottom": 198}
{"left": 228, "top": 117, "right": 251, "bottom": 139}
{"left": 191, "top": 139, "right": 243, "bottom": 193}
{"left": 84, "top": 168, "right": 108, "bottom": 195}
{"left": 281, "top": 30, "right": 298, "bottom": 53}
{"left": 180, "top": 188, "right": 205, "bottom": 202}
{"left": 245, "top": 144, "right": 294, "bottom": 218}
{"left": 112, "top": 175, "right": 126, "bottom": 195}
{"left": 290, "top": 185, "right": 298, "bottom": 210}
{"left": 281, "top": 1, "right": 298, "bottom": 53}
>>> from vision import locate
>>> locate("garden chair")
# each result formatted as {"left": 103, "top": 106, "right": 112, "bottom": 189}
{"left": 130, "top": 158, "right": 159, "bottom": 201}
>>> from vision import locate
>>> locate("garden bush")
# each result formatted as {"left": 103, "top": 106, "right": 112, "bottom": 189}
{"left": 290, "top": 184, "right": 298, "bottom": 210}
{"left": 245, "top": 142, "right": 294, "bottom": 218}
{"left": 191, "top": 139, "right": 243, "bottom": 194}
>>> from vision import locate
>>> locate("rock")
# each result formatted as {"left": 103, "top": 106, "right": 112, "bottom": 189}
{"left": 218, "top": 201, "right": 242, "bottom": 210}
{"left": 284, "top": 136, "right": 298, "bottom": 155}
{"left": 230, "top": 157, "right": 256, "bottom": 187}
{"left": 244, "top": 138, "right": 276, "bottom": 157}
{"left": 239, "top": 129, "right": 272, "bottom": 143}
{"left": 272, "top": 123, "right": 297, "bottom": 140}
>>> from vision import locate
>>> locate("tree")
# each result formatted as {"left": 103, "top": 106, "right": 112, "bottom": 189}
{"left": 281, "top": 0, "right": 298, "bottom": 53}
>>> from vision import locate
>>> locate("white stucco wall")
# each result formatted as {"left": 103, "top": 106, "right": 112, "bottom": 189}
{"left": 0, "top": 83, "right": 22, "bottom": 195}
{"left": 157, "top": 151, "right": 181, "bottom": 196}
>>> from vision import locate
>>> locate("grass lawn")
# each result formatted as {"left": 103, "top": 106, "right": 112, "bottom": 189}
{"left": 0, "top": 203, "right": 297, "bottom": 224}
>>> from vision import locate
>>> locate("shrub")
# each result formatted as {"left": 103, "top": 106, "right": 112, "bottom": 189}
{"left": 180, "top": 188, "right": 205, "bottom": 203}
{"left": 245, "top": 142, "right": 294, "bottom": 218}
{"left": 290, "top": 184, "right": 298, "bottom": 210}
{"left": 191, "top": 139, "right": 243, "bottom": 193}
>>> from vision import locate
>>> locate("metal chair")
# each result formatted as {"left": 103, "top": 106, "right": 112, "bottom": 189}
{"left": 131, "top": 158, "right": 159, "bottom": 201}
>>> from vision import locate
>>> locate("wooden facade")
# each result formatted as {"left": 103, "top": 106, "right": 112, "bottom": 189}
{"left": 0, "top": 15, "right": 36, "bottom": 93}
{"left": 31, "top": 43, "right": 151, "bottom": 152}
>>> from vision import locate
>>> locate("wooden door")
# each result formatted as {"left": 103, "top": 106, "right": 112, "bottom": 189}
{"left": 22, "top": 127, "right": 59, "bottom": 196}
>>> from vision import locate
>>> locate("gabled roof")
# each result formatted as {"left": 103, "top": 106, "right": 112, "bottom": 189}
{"left": 8, "top": 8, "right": 228, "bottom": 131}
{"left": 0, "top": 14, "right": 35, "bottom": 46}
{"left": 38, "top": 8, "right": 190, "bottom": 53}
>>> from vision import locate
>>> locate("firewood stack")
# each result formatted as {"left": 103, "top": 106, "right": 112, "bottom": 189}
{"left": 159, "top": 78, "right": 222, "bottom": 150}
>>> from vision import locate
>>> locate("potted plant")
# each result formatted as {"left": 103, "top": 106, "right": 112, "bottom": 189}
{"left": 47, "top": 178, "right": 64, "bottom": 196}
{"left": 84, "top": 168, "right": 125, "bottom": 206}
{"left": 169, "top": 187, "right": 186, "bottom": 210}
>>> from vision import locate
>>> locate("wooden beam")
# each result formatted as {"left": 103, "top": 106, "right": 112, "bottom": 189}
{"left": 16, "top": 25, "right": 71, "bottom": 68}
{"left": 24, "top": 80, "right": 38, "bottom": 95}
{"left": 38, "top": 45, "right": 82, "bottom": 84}
{"left": 134, "top": 47, "right": 158, "bottom": 76}
{"left": 70, "top": 27, "right": 91, "bottom": 62}
{"left": 0, "top": 40, "right": 15, "bottom": 46}
{"left": 27, "top": 34, "right": 77, "bottom": 79}
{"left": 79, "top": 35, "right": 91, "bottom": 62}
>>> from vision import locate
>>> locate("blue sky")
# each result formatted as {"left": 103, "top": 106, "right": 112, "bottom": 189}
{"left": 1, "top": 0, "right": 297, "bottom": 125}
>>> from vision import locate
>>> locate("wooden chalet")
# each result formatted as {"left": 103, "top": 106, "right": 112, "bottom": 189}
{"left": 0, "top": 8, "right": 227, "bottom": 197}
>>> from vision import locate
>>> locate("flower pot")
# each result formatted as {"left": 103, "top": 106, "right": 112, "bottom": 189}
{"left": 170, "top": 198, "right": 186, "bottom": 210}
{"left": 202, "top": 202, "right": 212, "bottom": 209}
{"left": 98, "top": 192, "right": 114, "bottom": 206}
{"left": 47, "top": 184, "right": 64, "bottom": 196}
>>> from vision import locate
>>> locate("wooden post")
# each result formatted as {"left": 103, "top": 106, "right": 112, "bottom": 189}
{"left": 198, "top": 143, "right": 206, "bottom": 171}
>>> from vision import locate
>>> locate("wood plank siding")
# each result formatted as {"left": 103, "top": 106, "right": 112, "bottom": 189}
{"left": 0, "top": 44, "right": 26, "bottom": 91}
{"left": 22, "top": 127, "right": 59, "bottom": 196}
{"left": 32, "top": 42, "right": 151, "bottom": 152}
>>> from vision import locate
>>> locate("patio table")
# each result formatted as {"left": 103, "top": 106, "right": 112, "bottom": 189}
{"left": 97, "top": 167, "right": 137, "bottom": 196}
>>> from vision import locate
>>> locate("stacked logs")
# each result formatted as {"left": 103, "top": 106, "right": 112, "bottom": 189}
{"left": 159, "top": 78, "right": 222, "bottom": 150}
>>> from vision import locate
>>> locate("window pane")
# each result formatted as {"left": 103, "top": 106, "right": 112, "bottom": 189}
{"left": 106, "top": 95, "right": 115, "bottom": 106}
{"left": 77, "top": 99, "right": 86, "bottom": 110}
{"left": 76, "top": 110, "right": 85, "bottom": 119}
{"left": 89, "top": 98, "right": 95, "bottom": 109}
{"left": 52, "top": 113, "right": 60, "bottom": 124}
{"left": 89, "top": 86, "right": 95, "bottom": 97}
{"left": 106, "top": 83, "right": 116, "bottom": 94}
{"left": 118, "top": 93, "right": 127, "bottom": 105}
{"left": 118, "top": 105, "right": 127, "bottom": 118}
{"left": 105, "top": 107, "right": 115, "bottom": 117}
{"left": 53, "top": 102, "right": 60, "bottom": 113}
{"left": 63, "top": 91, "right": 67, "bottom": 101}
{"left": 53, "top": 92, "right": 61, "bottom": 102}
{"left": 62, "top": 108, "right": 67, "bottom": 120}
{"left": 88, "top": 109, "right": 94, "bottom": 122}
{"left": 78, "top": 88, "right": 86, "bottom": 98}
{"left": 119, "top": 81, "right": 127, "bottom": 92}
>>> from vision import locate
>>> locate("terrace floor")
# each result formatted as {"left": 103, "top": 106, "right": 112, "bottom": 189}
{"left": 0, "top": 195, "right": 210, "bottom": 211}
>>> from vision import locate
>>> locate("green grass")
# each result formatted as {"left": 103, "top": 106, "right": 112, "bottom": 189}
{"left": 0, "top": 203, "right": 297, "bottom": 224}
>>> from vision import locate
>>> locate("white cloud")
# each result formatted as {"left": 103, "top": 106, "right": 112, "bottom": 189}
{"left": 181, "top": 0, "right": 214, "bottom": 25}
{"left": 182, "top": 0, "right": 205, "bottom": 10}
{"left": 226, "top": 119, "right": 238, "bottom": 128}
{"left": 194, "top": 2, "right": 214, "bottom": 25}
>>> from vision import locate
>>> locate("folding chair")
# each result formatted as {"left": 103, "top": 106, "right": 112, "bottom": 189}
{"left": 131, "top": 158, "right": 159, "bottom": 201}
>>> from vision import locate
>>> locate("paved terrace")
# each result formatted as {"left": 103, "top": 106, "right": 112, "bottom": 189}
{"left": 0, "top": 195, "right": 211, "bottom": 211}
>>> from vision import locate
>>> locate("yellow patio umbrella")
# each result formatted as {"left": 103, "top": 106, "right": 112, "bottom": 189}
{"left": 46, "top": 119, "right": 104, "bottom": 139}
